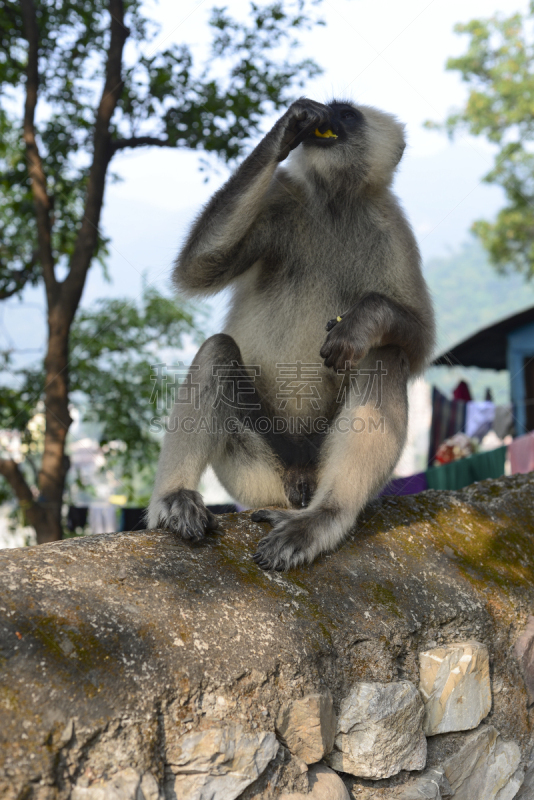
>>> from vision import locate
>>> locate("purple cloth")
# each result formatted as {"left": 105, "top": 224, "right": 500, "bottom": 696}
{"left": 380, "top": 472, "right": 428, "bottom": 497}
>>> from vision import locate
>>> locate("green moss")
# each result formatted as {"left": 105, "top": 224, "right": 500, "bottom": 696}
{"left": 362, "top": 582, "right": 402, "bottom": 618}
{"left": 19, "top": 614, "right": 111, "bottom": 674}
{"left": 0, "top": 683, "right": 19, "bottom": 711}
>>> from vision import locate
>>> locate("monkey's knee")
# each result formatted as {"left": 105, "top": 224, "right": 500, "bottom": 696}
{"left": 193, "top": 333, "right": 242, "bottom": 367}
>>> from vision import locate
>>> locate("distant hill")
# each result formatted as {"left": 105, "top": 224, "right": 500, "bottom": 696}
{"left": 424, "top": 240, "right": 534, "bottom": 401}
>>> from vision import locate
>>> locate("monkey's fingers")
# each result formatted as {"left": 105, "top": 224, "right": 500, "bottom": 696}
{"left": 206, "top": 510, "right": 224, "bottom": 533}
{"left": 251, "top": 508, "right": 294, "bottom": 526}
{"left": 320, "top": 343, "right": 330, "bottom": 360}
{"left": 326, "top": 315, "right": 343, "bottom": 332}
{"left": 251, "top": 509, "right": 275, "bottom": 525}
{"left": 288, "top": 115, "right": 323, "bottom": 152}
{"left": 278, "top": 117, "right": 319, "bottom": 160}
{"left": 321, "top": 340, "right": 357, "bottom": 371}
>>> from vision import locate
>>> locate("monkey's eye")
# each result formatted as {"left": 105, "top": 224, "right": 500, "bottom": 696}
{"left": 342, "top": 110, "right": 357, "bottom": 120}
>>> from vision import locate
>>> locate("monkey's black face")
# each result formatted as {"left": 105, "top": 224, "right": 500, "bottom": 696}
{"left": 303, "top": 102, "right": 365, "bottom": 149}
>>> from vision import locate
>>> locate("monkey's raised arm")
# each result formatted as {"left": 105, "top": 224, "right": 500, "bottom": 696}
{"left": 174, "top": 99, "right": 330, "bottom": 294}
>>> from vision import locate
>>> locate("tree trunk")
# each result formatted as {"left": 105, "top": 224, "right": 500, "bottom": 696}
{"left": 0, "top": 457, "right": 54, "bottom": 543}
{"left": 34, "top": 307, "right": 72, "bottom": 543}
{"left": 12, "top": 0, "right": 128, "bottom": 544}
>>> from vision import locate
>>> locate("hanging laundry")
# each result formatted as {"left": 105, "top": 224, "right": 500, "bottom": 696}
{"left": 465, "top": 401, "right": 496, "bottom": 440}
{"left": 493, "top": 405, "right": 514, "bottom": 439}
{"left": 509, "top": 432, "right": 534, "bottom": 474}
{"left": 453, "top": 380, "right": 472, "bottom": 402}
{"left": 428, "top": 387, "right": 467, "bottom": 466}
{"left": 88, "top": 503, "right": 117, "bottom": 535}
{"left": 426, "top": 446, "right": 506, "bottom": 491}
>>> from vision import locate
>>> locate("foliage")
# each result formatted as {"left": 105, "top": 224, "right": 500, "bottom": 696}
{"left": 69, "top": 285, "right": 202, "bottom": 469}
{"left": 0, "top": 0, "right": 323, "bottom": 299}
{"left": 0, "top": 285, "right": 203, "bottom": 500}
{"left": 429, "top": 2, "right": 534, "bottom": 279}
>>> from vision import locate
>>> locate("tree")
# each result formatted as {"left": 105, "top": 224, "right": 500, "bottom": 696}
{"left": 431, "top": 2, "right": 534, "bottom": 279}
{"left": 1, "top": 285, "right": 202, "bottom": 531}
{"left": 0, "top": 0, "right": 323, "bottom": 543}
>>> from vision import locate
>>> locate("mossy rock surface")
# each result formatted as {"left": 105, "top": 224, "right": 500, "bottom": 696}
{"left": 1, "top": 474, "right": 534, "bottom": 798}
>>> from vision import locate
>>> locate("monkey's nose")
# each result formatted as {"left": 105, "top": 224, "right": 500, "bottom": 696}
{"left": 317, "top": 121, "right": 333, "bottom": 135}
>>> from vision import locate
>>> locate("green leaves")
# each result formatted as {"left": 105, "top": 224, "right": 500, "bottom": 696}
{"left": 68, "top": 285, "right": 203, "bottom": 467}
{"left": 0, "top": 110, "right": 40, "bottom": 298}
{"left": 117, "top": 1, "right": 322, "bottom": 161}
{"left": 435, "top": 7, "right": 534, "bottom": 279}
{"left": 0, "top": 285, "right": 202, "bottom": 495}
{"left": 0, "top": 0, "right": 323, "bottom": 298}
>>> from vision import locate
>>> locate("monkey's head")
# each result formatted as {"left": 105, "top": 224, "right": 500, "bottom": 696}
{"left": 295, "top": 100, "right": 406, "bottom": 189}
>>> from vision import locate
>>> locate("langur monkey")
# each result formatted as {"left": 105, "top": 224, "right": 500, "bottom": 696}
{"left": 147, "top": 98, "right": 435, "bottom": 570}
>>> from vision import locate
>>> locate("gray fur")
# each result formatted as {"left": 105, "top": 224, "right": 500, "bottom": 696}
{"left": 147, "top": 98, "right": 435, "bottom": 570}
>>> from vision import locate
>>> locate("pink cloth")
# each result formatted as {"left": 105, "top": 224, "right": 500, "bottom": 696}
{"left": 509, "top": 432, "right": 534, "bottom": 474}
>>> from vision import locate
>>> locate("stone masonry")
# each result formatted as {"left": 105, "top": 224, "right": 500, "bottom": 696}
{"left": 1, "top": 474, "right": 534, "bottom": 798}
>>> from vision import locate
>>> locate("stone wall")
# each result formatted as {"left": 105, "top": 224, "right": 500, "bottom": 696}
{"left": 1, "top": 473, "right": 534, "bottom": 799}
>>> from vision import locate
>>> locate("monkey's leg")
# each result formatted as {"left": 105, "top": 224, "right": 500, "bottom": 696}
{"left": 147, "top": 333, "right": 287, "bottom": 538}
{"left": 252, "top": 347, "right": 409, "bottom": 571}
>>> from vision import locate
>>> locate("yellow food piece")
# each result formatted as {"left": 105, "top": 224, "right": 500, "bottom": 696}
{"left": 336, "top": 316, "right": 343, "bottom": 322}
{"left": 314, "top": 128, "right": 338, "bottom": 139}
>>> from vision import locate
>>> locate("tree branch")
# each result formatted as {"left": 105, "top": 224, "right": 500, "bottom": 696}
{"left": 0, "top": 457, "right": 49, "bottom": 535}
{"left": 111, "top": 136, "right": 170, "bottom": 152}
{"left": 19, "top": 0, "right": 57, "bottom": 302}
{"left": 0, "top": 250, "right": 39, "bottom": 300}
{"left": 0, "top": 273, "right": 34, "bottom": 301}
{"left": 61, "top": 0, "right": 129, "bottom": 318}
{"left": 0, "top": 457, "right": 34, "bottom": 509}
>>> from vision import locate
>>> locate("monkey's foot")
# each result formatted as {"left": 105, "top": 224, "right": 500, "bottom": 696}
{"left": 252, "top": 511, "right": 319, "bottom": 571}
{"left": 149, "top": 489, "right": 220, "bottom": 541}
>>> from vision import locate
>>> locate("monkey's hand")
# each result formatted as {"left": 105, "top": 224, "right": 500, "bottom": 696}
{"left": 320, "top": 305, "right": 369, "bottom": 370}
{"left": 276, "top": 98, "right": 331, "bottom": 162}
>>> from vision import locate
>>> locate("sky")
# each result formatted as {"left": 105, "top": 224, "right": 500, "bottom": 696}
{"left": 1, "top": 0, "right": 530, "bottom": 360}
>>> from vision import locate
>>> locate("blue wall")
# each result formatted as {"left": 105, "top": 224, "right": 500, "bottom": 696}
{"left": 507, "top": 321, "right": 534, "bottom": 434}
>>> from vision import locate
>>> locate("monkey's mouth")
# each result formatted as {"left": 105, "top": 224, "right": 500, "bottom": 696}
{"left": 314, "top": 128, "right": 338, "bottom": 139}
{"left": 307, "top": 121, "right": 340, "bottom": 145}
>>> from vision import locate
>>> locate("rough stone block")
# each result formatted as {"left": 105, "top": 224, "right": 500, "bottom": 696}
{"left": 165, "top": 724, "right": 278, "bottom": 800}
{"left": 517, "top": 758, "right": 534, "bottom": 798}
{"left": 276, "top": 690, "right": 337, "bottom": 763}
{"left": 515, "top": 616, "right": 534, "bottom": 705}
{"left": 72, "top": 768, "right": 158, "bottom": 800}
{"left": 279, "top": 763, "right": 350, "bottom": 800}
{"left": 419, "top": 641, "right": 491, "bottom": 735}
{"left": 498, "top": 769, "right": 526, "bottom": 800}
{"left": 395, "top": 767, "right": 450, "bottom": 799}
{"left": 326, "top": 681, "right": 426, "bottom": 780}
{"left": 341, "top": 767, "right": 449, "bottom": 799}
{"left": 443, "top": 725, "right": 522, "bottom": 800}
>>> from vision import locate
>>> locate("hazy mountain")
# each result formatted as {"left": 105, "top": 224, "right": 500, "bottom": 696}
{"left": 424, "top": 240, "right": 534, "bottom": 401}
